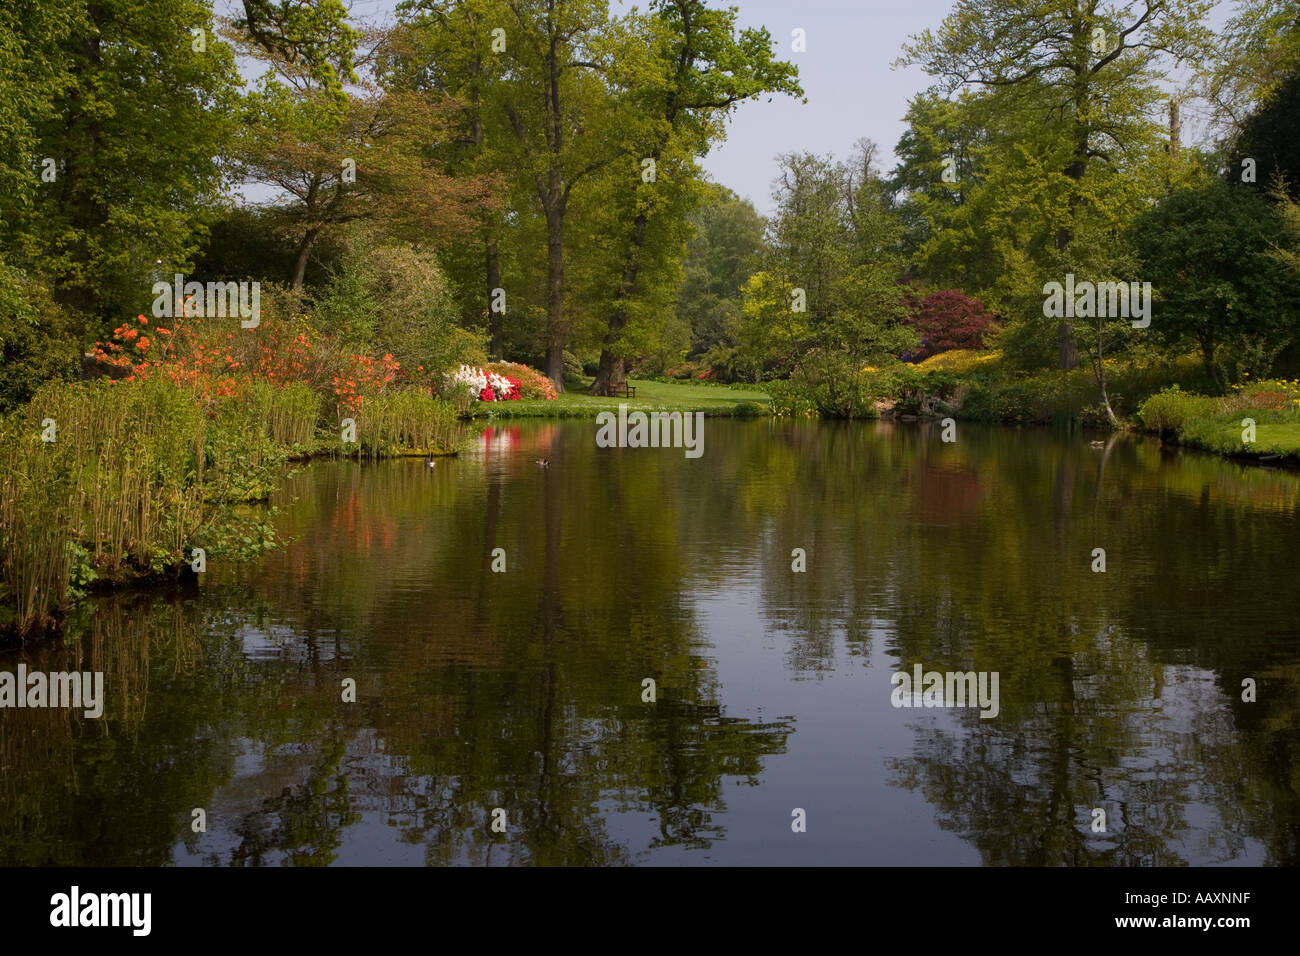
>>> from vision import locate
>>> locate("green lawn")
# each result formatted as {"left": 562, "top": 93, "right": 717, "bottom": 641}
{"left": 1183, "top": 420, "right": 1300, "bottom": 461}
{"left": 467, "top": 376, "right": 771, "bottom": 419}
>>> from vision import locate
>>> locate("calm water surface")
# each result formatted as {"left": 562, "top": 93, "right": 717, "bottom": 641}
{"left": 3, "top": 419, "right": 1299, "bottom": 865}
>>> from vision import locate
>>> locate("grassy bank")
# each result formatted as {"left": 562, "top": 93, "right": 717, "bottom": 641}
{"left": 786, "top": 348, "right": 1300, "bottom": 462}
{"left": 1137, "top": 382, "right": 1300, "bottom": 462}
{"left": 465, "top": 376, "right": 771, "bottom": 419}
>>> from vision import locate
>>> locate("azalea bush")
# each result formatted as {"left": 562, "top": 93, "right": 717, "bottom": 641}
{"left": 88, "top": 304, "right": 410, "bottom": 419}
{"left": 483, "top": 361, "right": 558, "bottom": 400}
{"left": 445, "top": 364, "right": 523, "bottom": 402}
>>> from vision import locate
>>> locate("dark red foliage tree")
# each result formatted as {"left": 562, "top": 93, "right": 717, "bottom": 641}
{"left": 900, "top": 289, "right": 998, "bottom": 361}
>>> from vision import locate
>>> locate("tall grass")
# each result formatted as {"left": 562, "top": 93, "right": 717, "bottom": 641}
{"left": 0, "top": 378, "right": 208, "bottom": 636}
{"left": 1, "top": 375, "right": 457, "bottom": 639}
{"left": 237, "top": 380, "right": 320, "bottom": 447}
{"left": 347, "top": 388, "right": 460, "bottom": 458}
{"left": 0, "top": 377, "right": 324, "bottom": 640}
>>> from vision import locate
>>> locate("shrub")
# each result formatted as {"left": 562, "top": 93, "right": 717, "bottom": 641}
{"left": 765, "top": 380, "right": 819, "bottom": 417}
{"left": 780, "top": 350, "right": 879, "bottom": 419}
{"left": 916, "top": 349, "right": 1002, "bottom": 374}
{"left": 1137, "top": 387, "right": 1221, "bottom": 434}
{"left": 0, "top": 263, "right": 82, "bottom": 413}
{"left": 310, "top": 233, "right": 466, "bottom": 373}
{"left": 901, "top": 289, "right": 999, "bottom": 361}
{"left": 484, "top": 361, "right": 558, "bottom": 400}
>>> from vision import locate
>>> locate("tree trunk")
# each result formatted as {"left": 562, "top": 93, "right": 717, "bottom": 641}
{"left": 590, "top": 208, "right": 651, "bottom": 395}
{"left": 544, "top": 202, "right": 566, "bottom": 392}
{"left": 1201, "top": 337, "right": 1224, "bottom": 394}
{"left": 1055, "top": 63, "right": 1091, "bottom": 372}
{"left": 1095, "top": 320, "right": 1118, "bottom": 427}
{"left": 291, "top": 228, "right": 319, "bottom": 291}
{"left": 486, "top": 234, "right": 503, "bottom": 359}
{"left": 54, "top": 13, "right": 106, "bottom": 318}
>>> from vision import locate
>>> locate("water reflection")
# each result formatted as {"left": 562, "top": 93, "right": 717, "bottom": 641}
{"left": 1, "top": 421, "right": 1297, "bottom": 865}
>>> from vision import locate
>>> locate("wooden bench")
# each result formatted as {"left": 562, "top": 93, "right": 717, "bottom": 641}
{"left": 608, "top": 382, "right": 636, "bottom": 398}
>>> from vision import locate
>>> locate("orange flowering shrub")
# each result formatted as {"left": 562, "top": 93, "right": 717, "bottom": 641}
{"left": 89, "top": 300, "right": 555, "bottom": 422}
{"left": 90, "top": 301, "right": 413, "bottom": 417}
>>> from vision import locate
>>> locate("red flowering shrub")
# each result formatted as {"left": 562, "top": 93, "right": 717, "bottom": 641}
{"left": 483, "top": 361, "right": 556, "bottom": 400}
{"left": 900, "top": 289, "right": 999, "bottom": 362}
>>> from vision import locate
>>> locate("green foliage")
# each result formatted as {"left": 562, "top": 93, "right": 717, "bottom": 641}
{"left": 1133, "top": 180, "right": 1300, "bottom": 390}
{"left": 310, "top": 231, "right": 471, "bottom": 373}
{"left": 1233, "top": 69, "right": 1300, "bottom": 198}
{"left": 1136, "top": 386, "right": 1220, "bottom": 433}
{"left": 677, "top": 187, "right": 765, "bottom": 356}
{"left": 0, "top": 261, "right": 82, "bottom": 411}
{"left": 774, "top": 350, "right": 880, "bottom": 419}
{"left": 22, "top": 0, "right": 241, "bottom": 321}
{"left": 0, "top": 375, "right": 338, "bottom": 636}
{"left": 1138, "top": 379, "right": 1300, "bottom": 459}
{"left": 731, "top": 400, "right": 767, "bottom": 418}
{"left": 234, "top": 0, "right": 361, "bottom": 99}
{"left": 0, "top": 0, "right": 75, "bottom": 226}
{"left": 1203, "top": 0, "right": 1300, "bottom": 133}
{"left": 737, "top": 144, "right": 916, "bottom": 384}
{"left": 894, "top": 0, "right": 1210, "bottom": 330}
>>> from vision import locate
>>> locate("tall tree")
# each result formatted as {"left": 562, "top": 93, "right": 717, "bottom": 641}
{"left": 587, "top": 0, "right": 800, "bottom": 395}
{"left": 384, "top": 0, "right": 514, "bottom": 357}
{"left": 1134, "top": 180, "right": 1299, "bottom": 389}
{"left": 675, "top": 185, "right": 765, "bottom": 358}
{"left": 233, "top": 24, "right": 496, "bottom": 290}
{"left": 235, "top": 0, "right": 361, "bottom": 99}
{"left": 1233, "top": 69, "right": 1300, "bottom": 199}
{"left": 900, "top": 0, "right": 1213, "bottom": 368}
{"left": 738, "top": 145, "right": 914, "bottom": 380}
{"left": 1200, "top": 0, "right": 1300, "bottom": 134}
{"left": 26, "top": 0, "right": 242, "bottom": 323}
{"left": 492, "top": 0, "right": 629, "bottom": 390}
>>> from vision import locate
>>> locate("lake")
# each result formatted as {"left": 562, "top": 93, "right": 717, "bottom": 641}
{"left": 3, "top": 418, "right": 1298, "bottom": 865}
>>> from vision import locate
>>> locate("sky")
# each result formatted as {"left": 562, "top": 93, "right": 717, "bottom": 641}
{"left": 688, "top": 0, "right": 959, "bottom": 214}
{"left": 226, "top": 0, "right": 1235, "bottom": 214}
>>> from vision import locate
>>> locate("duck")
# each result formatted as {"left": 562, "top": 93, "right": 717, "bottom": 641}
{"left": 534, "top": 458, "right": 549, "bottom": 467}
{"left": 425, "top": 453, "right": 437, "bottom": 469}
{"left": 1088, "top": 440, "right": 1106, "bottom": 449}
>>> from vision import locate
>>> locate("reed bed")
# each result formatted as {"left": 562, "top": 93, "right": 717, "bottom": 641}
{"left": 1, "top": 376, "right": 449, "bottom": 640}
{"left": 347, "top": 388, "right": 460, "bottom": 459}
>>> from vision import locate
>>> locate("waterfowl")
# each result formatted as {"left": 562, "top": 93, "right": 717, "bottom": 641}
{"left": 1089, "top": 440, "right": 1106, "bottom": 449}
{"left": 425, "top": 454, "right": 437, "bottom": 468}
{"left": 534, "top": 458, "right": 549, "bottom": 467}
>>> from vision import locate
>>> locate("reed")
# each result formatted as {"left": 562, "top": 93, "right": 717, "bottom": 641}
{"left": 347, "top": 388, "right": 460, "bottom": 459}
{"left": 0, "top": 377, "right": 319, "bottom": 639}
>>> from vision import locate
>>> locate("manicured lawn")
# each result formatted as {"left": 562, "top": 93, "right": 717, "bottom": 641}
{"left": 467, "top": 377, "right": 770, "bottom": 418}
{"left": 1184, "top": 420, "right": 1300, "bottom": 461}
